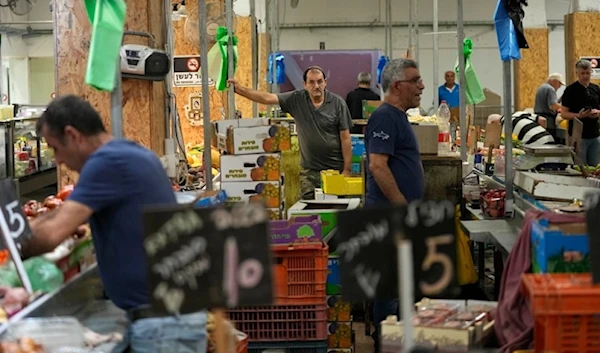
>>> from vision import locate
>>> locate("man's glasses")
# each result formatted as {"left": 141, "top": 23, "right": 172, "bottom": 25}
{"left": 397, "top": 77, "right": 423, "bottom": 85}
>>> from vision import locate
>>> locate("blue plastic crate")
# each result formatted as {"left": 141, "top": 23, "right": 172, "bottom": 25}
{"left": 248, "top": 340, "right": 327, "bottom": 353}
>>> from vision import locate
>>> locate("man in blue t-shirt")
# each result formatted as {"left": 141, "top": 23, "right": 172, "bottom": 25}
{"left": 438, "top": 70, "right": 460, "bottom": 143}
{"left": 365, "top": 58, "right": 425, "bottom": 353}
{"left": 23, "top": 95, "right": 207, "bottom": 353}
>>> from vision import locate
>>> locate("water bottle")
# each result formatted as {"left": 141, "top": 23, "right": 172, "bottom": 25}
{"left": 437, "top": 101, "right": 451, "bottom": 155}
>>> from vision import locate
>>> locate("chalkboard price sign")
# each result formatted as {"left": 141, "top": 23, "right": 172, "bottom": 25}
{"left": 143, "top": 203, "right": 273, "bottom": 314}
{"left": 584, "top": 191, "right": 600, "bottom": 283}
{"left": 0, "top": 179, "right": 33, "bottom": 250}
{"left": 333, "top": 199, "right": 457, "bottom": 302}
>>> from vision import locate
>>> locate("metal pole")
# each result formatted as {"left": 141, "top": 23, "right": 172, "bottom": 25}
{"left": 503, "top": 60, "right": 513, "bottom": 216}
{"left": 384, "top": 0, "right": 389, "bottom": 57}
{"left": 408, "top": 0, "right": 413, "bottom": 57}
{"left": 388, "top": 0, "right": 393, "bottom": 59}
{"left": 199, "top": 0, "right": 212, "bottom": 190}
{"left": 271, "top": 0, "right": 279, "bottom": 94}
{"left": 433, "top": 0, "right": 439, "bottom": 112}
{"left": 164, "top": 0, "right": 174, "bottom": 139}
{"left": 250, "top": 0, "right": 258, "bottom": 117}
{"left": 111, "top": 59, "right": 123, "bottom": 139}
{"left": 414, "top": 0, "right": 419, "bottom": 63}
{"left": 226, "top": 0, "right": 236, "bottom": 119}
{"left": 398, "top": 239, "right": 415, "bottom": 352}
{"left": 457, "top": 0, "right": 467, "bottom": 161}
{"left": 264, "top": 0, "right": 271, "bottom": 116}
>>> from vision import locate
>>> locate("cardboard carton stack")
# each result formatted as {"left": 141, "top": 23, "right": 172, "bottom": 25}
{"left": 212, "top": 118, "right": 291, "bottom": 220}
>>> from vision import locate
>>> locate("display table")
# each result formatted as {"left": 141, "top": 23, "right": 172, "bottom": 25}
{"left": 0, "top": 265, "right": 127, "bottom": 352}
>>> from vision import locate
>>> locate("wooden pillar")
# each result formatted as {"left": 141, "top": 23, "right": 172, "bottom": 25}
{"left": 565, "top": 11, "right": 600, "bottom": 85}
{"left": 513, "top": 2, "right": 549, "bottom": 111}
{"left": 53, "top": 0, "right": 166, "bottom": 188}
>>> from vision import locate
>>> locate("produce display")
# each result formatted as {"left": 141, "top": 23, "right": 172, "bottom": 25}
{"left": 480, "top": 189, "right": 506, "bottom": 218}
{"left": 0, "top": 337, "right": 44, "bottom": 353}
{"left": 408, "top": 114, "right": 438, "bottom": 125}
{"left": 574, "top": 164, "right": 600, "bottom": 177}
{"left": 412, "top": 302, "right": 495, "bottom": 329}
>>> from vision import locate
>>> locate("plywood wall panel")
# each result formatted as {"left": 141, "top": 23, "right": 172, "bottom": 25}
{"left": 514, "top": 28, "right": 548, "bottom": 111}
{"left": 54, "top": 0, "right": 165, "bottom": 188}
{"left": 565, "top": 12, "right": 600, "bottom": 85}
{"left": 173, "top": 0, "right": 264, "bottom": 146}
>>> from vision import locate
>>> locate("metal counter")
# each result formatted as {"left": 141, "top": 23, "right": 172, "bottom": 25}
{"left": 0, "top": 265, "right": 128, "bottom": 352}
{"left": 422, "top": 155, "right": 463, "bottom": 204}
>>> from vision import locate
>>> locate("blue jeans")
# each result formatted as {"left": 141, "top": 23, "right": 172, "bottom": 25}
{"left": 372, "top": 299, "right": 399, "bottom": 353}
{"left": 580, "top": 137, "right": 600, "bottom": 166}
{"left": 112, "top": 311, "right": 207, "bottom": 353}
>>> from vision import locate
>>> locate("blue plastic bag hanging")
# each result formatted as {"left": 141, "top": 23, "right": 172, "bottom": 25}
{"left": 494, "top": 0, "right": 521, "bottom": 61}
{"left": 84, "top": 0, "right": 127, "bottom": 91}
{"left": 377, "top": 55, "right": 389, "bottom": 84}
{"left": 268, "top": 53, "right": 285, "bottom": 85}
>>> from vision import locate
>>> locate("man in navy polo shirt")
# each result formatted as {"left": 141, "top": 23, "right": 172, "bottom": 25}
{"left": 23, "top": 95, "right": 207, "bottom": 353}
{"left": 365, "top": 58, "right": 425, "bottom": 353}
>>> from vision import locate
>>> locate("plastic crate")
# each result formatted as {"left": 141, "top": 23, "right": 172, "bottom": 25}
{"left": 521, "top": 273, "right": 600, "bottom": 353}
{"left": 272, "top": 243, "right": 328, "bottom": 305}
{"left": 228, "top": 304, "right": 327, "bottom": 342}
{"left": 248, "top": 340, "right": 327, "bottom": 353}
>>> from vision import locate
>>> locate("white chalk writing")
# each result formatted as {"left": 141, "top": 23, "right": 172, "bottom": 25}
{"left": 211, "top": 204, "right": 267, "bottom": 231}
{"left": 405, "top": 200, "right": 454, "bottom": 228}
{"left": 223, "top": 236, "right": 265, "bottom": 308}
{"left": 354, "top": 264, "right": 380, "bottom": 299}
{"left": 144, "top": 210, "right": 203, "bottom": 256}
{"left": 336, "top": 219, "right": 389, "bottom": 262}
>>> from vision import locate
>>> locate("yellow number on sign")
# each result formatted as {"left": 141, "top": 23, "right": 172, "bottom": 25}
{"left": 419, "top": 234, "right": 454, "bottom": 295}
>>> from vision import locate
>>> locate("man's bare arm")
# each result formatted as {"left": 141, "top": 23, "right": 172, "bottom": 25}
{"left": 561, "top": 106, "right": 579, "bottom": 120}
{"left": 22, "top": 201, "right": 93, "bottom": 258}
{"left": 339, "top": 129, "right": 352, "bottom": 175}
{"left": 228, "top": 79, "right": 279, "bottom": 105}
{"left": 369, "top": 153, "right": 406, "bottom": 205}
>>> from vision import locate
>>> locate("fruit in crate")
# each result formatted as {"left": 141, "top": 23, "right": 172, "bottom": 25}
{"left": 480, "top": 189, "right": 506, "bottom": 218}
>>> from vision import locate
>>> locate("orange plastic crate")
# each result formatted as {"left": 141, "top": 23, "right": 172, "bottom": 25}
{"left": 521, "top": 273, "right": 600, "bottom": 353}
{"left": 271, "top": 243, "right": 328, "bottom": 305}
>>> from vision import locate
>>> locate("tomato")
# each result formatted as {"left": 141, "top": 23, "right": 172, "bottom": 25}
{"left": 56, "top": 185, "right": 74, "bottom": 201}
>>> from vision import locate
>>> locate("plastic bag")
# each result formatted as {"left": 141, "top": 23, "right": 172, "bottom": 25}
{"left": 0, "top": 257, "right": 64, "bottom": 292}
{"left": 455, "top": 205, "right": 478, "bottom": 285}
{"left": 207, "top": 26, "right": 238, "bottom": 91}
{"left": 268, "top": 53, "right": 285, "bottom": 85}
{"left": 84, "top": 0, "right": 127, "bottom": 91}
{"left": 454, "top": 39, "right": 486, "bottom": 105}
{"left": 494, "top": 0, "right": 522, "bottom": 61}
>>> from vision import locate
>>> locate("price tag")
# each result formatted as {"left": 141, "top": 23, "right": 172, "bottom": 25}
{"left": 332, "top": 199, "right": 457, "bottom": 302}
{"left": 143, "top": 203, "right": 273, "bottom": 314}
{"left": 585, "top": 191, "right": 600, "bottom": 283}
{"left": 0, "top": 179, "right": 33, "bottom": 249}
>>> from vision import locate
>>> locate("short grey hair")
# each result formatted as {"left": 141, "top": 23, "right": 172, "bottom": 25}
{"left": 576, "top": 59, "right": 592, "bottom": 71}
{"left": 357, "top": 72, "right": 372, "bottom": 84}
{"left": 381, "top": 59, "right": 419, "bottom": 94}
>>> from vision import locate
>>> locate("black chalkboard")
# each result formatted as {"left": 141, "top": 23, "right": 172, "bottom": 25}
{"left": 332, "top": 206, "right": 402, "bottom": 301}
{"left": 585, "top": 192, "right": 600, "bottom": 284}
{"left": 332, "top": 200, "right": 457, "bottom": 302}
{"left": 0, "top": 179, "right": 33, "bottom": 250}
{"left": 143, "top": 203, "right": 273, "bottom": 314}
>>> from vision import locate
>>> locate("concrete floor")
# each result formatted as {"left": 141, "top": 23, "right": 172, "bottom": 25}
{"left": 353, "top": 322, "right": 374, "bottom": 353}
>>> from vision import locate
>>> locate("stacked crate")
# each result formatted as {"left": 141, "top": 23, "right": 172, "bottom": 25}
{"left": 326, "top": 256, "right": 354, "bottom": 353}
{"left": 228, "top": 218, "right": 329, "bottom": 353}
{"left": 213, "top": 118, "right": 291, "bottom": 220}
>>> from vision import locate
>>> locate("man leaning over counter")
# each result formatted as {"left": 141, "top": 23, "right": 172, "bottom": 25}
{"left": 364, "top": 58, "right": 426, "bottom": 353}
{"left": 228, "top": 66, "right": 354, "bottom": 200}
{"left": 20, "top": 95, "right": 207, "bottom": 353}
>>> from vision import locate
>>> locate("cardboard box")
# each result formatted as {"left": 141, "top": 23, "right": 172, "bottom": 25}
{"left": 212, "top": 118, "right": 291, "bottom": 155}
{"left": 269, "top": 215, "right": 322, "bottom": 245}
{"left": 220, "top": 153, "right": 281, "bottom": 182}
{"left": 327, "top": 255, "right": 341, "bottom": 295}
{"left": 288, "top": 199, "right": 361, "bottom": 241}
{"left": 327, "top": 295, "right": 352, "bottom": 322}
{"left": 362, "top": 100, "right": 383, "bottom": 119}
{"left": 221, "top": 180, "right": 285, "bottom": 220}
{"left": 531, "top": 219, "right": 589, "bottom": 273}
{"left": 328, "top": 322, "right": 353, "bottom": 348}
{"left": 411, "top": 123, "right": 438, "bottom": 155}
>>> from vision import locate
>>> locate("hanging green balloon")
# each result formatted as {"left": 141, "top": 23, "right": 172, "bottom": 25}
{"left": 207, "top": 26, "right": 239, "bottom": 91}
{"left": 84, "top": 0, "right": 127, "bottom": 91}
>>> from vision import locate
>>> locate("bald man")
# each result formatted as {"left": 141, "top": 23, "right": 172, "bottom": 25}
{"left": 438, "top": 71, "right": 460, "bottom": 143}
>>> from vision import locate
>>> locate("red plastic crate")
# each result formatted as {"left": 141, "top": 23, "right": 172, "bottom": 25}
{"left": 272, "top": 243, "right": 328, "bottom": 305}
{"left": 522, "top": 273, "right": 600, "bottom": 353}
{"left": 228, "top": 304, "right": 327, "bottom": 342}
